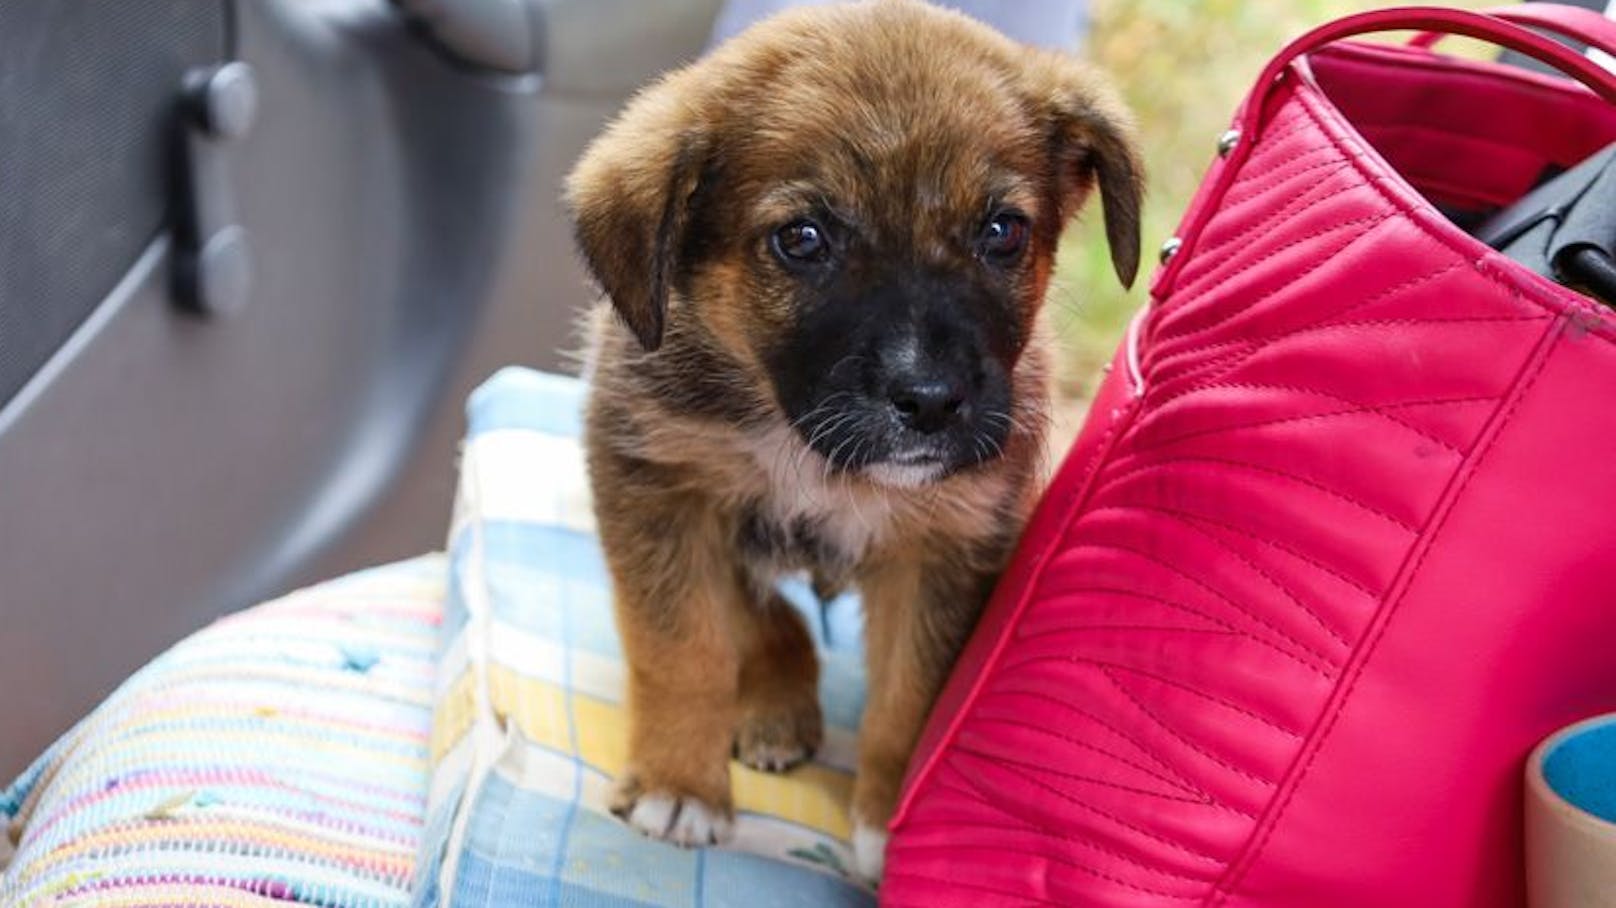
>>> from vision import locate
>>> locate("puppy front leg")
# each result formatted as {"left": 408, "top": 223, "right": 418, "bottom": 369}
{"left": 851, "top": 553, "right": 995, "bottom": 882}
{"left": 732, "top": 591, "right": 822, "bottom": 772}
{"left": 600, "top": 501, "right": 742, "bottom": 846}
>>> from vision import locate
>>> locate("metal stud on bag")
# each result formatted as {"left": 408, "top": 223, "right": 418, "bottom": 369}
{"left": 1218, "top": 128, "right": 1242, "bottom": 156}
{"left": 1159, "top": 237, "right": 1183, "bottom": 264}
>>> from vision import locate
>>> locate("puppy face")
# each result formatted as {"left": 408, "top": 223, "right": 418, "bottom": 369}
{"left": 568, "top": 0, "right": 1141, "bottom": 487}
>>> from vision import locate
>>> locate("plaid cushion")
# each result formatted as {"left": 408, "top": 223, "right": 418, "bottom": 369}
{"left": 414, "top": 367, "right": 876, "bottom": 907}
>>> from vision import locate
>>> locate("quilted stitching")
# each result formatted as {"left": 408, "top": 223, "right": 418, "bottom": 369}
{"left": 882, "top": 76, "right": 1564, "bottom": 906}
{"left": 1211, "top": 296, "right": 1566, "bottom": 908}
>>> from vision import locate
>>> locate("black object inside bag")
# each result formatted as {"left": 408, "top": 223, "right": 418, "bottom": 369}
{"left": 1476, "top": 141, "right": 1616, "bottom": 308}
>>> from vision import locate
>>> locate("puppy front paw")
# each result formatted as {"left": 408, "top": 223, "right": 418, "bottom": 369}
{"left": 852, "top": 817, "right": 889, "bottom": 884}
{"left": 611, "top": 777, "right": 734, "bottom": 847}
{"left": 734, "top": 694, "right": 823, "bottom": 773}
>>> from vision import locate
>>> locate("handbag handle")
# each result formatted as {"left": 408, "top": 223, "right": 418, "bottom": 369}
{"left": 1153, "top": 5, "right": 1616, "bottom": 298}
{"left": 1240, "top": 6, "right": 1616, "bottom": 141}
{"left": 1408, "top": 4, "right": 1616, "bottom": 56}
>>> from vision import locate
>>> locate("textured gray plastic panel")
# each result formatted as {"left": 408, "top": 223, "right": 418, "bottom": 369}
{"left": 0, "top": 0, "right": 226, "bottom": 408}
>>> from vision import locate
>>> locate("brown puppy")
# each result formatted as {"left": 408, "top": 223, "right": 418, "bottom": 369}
{"left": 565, "top": 0, "right": 1140, "bottom": 881}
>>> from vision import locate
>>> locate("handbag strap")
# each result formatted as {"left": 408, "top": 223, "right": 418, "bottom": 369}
{"left": 1409, "top": 4, "right": 1616, "bottom": 56}
{"left": 1240, "top": 5, "right": 1616, "bottom": 141}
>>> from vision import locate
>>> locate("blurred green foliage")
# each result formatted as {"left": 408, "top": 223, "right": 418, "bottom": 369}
{"left": 1050, "top": 0, "right": 1487, "bottom": 398}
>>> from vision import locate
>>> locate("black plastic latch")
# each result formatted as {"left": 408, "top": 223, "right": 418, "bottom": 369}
{"left": 171, "top": 62, "right": 258, "bottom": 317}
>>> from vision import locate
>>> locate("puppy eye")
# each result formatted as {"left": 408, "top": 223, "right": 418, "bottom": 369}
{"left": 772, "top": 220, "right": 829, "bottom": 264}
{"left": 977, "top": 212, "right": 1029, "bottom": 264}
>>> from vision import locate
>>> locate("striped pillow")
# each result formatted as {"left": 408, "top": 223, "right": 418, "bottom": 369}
{"left": 0, "top": 555, "right": 445, "bottom": 907}
{"left": 414, "top": 367, "right": 876, "bottom": 906}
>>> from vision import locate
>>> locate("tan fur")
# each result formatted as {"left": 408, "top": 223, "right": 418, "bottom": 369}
{"left": 565, "top": 0, "right": 1141, "bottom": 876}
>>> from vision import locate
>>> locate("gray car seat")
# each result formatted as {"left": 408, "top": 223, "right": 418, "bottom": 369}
{"left": 0, "top": 0, "right": 721, "bottom": 776}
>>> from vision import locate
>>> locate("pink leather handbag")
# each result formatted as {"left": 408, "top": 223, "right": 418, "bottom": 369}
{"left": 884, "top": 7, "right": 1616, "bottom": 907}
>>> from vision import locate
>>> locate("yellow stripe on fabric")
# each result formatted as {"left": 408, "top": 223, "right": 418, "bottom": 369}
{"left": 731, "top": 763, "right": 854, "bottom": 841}
{"left": 490, "top": 671, "right": 855, "bottom": 839}
{"left": 570, "top": 692, "right": 629, "bottom": 775}
{"left": 44, "top": 724, "right": 428, "bottom": 804}
{"left": 30, "top": 819, "right": 412, "bottom": 881}
{"left": 98, "top": 702, "right": 427, "bottom": 747}
{"left": 489, "top": 663, "right": 571, "bottom": 749}
{"left": 431, "top": 671, "right": 476, "bottom": 763}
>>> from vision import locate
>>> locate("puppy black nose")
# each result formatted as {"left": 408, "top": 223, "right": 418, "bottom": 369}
{"left": 890, "top": 378, "right": 966, "bottom": 434}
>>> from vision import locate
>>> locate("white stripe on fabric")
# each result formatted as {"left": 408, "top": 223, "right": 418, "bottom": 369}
{"left": 456, "top": 431, "right": 594, "bottom": 534}
{"left": 436, "top": 443, "right": 520, "bottom": 908}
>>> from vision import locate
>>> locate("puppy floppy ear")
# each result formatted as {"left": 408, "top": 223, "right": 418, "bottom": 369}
{"left": 1027, "top": 57, "right": 1145, "bottom": 289}
{"left": 565, "top": 87, "right": 708, "bottom": 352}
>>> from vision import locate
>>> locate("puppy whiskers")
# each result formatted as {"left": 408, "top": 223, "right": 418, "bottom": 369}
{"left": 980, "top": 430, "right": 1005, "bottom": 462}
{"left": 788, "top": 398, "right": 855, "bottom": 483}
{"left": 824, "top": 431, "right": 860, "bottom": 486}
{"left": 799, "top": 410, "right": 861, "bottom": 481}
{"left": 844, "top": 437, "right": 876, "bottom": 539}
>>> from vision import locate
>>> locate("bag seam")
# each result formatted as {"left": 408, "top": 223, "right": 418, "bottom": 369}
{"left": 1207, "top": 314, "right": 1560, "bottom": 905}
